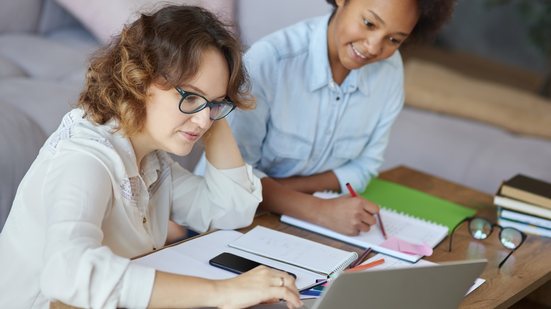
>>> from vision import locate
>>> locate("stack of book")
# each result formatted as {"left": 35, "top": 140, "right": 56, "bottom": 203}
{"left": 494, "top": 174, "right": 551, "bottom": 238}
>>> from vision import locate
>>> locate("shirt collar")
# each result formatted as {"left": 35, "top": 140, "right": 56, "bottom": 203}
{"left": 103, "top": 118, "right": 161, "bottom": 184}
{"left": 140, "top": 151, "right": 162, "bottom": 187}
{"left": 308, "top": 14, "right": 332, "bottom": 92}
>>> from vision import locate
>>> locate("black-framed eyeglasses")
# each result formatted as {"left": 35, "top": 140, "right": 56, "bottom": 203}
{"left": 448, "top": 216, "right": 527, "bottom": 268}
{"left": 175, "top": 87, "right": 236, "bottom": 120}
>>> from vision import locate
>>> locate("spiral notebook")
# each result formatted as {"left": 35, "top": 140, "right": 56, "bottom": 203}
{"left": 281, "top": 192, "right": 449, "bottom": 262}
{"left": 132, "top": 229, "right": 349, "bottom": 291}
{"left": 229, "top": 226, "right": 358, "bottom": 277}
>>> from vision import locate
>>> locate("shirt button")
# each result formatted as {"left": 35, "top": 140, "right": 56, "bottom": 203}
{"left": 142, "top": 217, "right": 147, "bottom": 224}
{"left": 336, "top": 96, "right": 340, "bottom": 101}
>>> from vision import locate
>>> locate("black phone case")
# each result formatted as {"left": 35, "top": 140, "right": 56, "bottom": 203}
{"left": 209, "top": 252, "right": 261, "bottom": 274}
{"left": 209, "top": 252, "right": 297, "bottom": 278}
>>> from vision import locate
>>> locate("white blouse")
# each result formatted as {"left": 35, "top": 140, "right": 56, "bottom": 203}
{"left": 0, "top": 109, "right": 262, "bottom": 308}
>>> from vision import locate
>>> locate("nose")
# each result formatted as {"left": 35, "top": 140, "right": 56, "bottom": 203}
{"left": 190, "top": 107, "right": 212, "bottom": 129}
{"left": 363, "top": 35, "right": 383, "bottom": 57}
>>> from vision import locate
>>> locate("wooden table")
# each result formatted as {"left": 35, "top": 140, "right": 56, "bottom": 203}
{"left": 242, "top": 166, "right": 551, "bottom": 309}
{"left": 52, "top": 166, "right": 550, "bottom": 309}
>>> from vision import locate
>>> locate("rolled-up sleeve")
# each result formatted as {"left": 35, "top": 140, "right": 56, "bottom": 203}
{"left": 171, "top": 160, "right": 262, "bottom": 233}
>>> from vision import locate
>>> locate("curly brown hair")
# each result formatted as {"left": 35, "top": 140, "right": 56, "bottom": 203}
{"left": 78, "top": 5, "right": 253, "bottom": 136}
{"left": 325, "top": 0, "right": 457, "bottom": 42}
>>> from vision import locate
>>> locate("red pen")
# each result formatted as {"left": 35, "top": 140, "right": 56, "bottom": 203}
{"left": 345, "top": 182, "right": 387, "bottom": 239}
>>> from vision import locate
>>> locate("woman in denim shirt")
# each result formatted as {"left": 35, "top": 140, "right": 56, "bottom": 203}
{"left": 229, "top": 0, "right": 457, "bottom": 235}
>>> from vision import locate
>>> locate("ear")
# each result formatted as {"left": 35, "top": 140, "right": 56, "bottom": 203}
{"left": 335, "top": 0, "right": 347, "bottom": 8}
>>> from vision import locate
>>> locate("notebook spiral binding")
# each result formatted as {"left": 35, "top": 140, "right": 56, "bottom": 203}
{"left": 382, "top": 207, "right": 448, "bottom": 231}
{"left": 331, "top": 253, "right": 359, "bottom": 275}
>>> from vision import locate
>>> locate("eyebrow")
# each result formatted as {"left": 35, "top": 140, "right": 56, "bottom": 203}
{"left": 181, "top": 84, "right": 226, "bottom": 101}
{"left": 367, "top": 10, "right": 410, "bottom": 37}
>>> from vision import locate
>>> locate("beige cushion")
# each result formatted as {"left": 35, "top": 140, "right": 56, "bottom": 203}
{"left": 54, "top": 0, "right": 234, "bottom": 44}
{"left": 404, "top": 59, "right": 551, "bottom": 139}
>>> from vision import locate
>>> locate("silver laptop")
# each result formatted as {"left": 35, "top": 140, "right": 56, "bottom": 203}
{"left": 256, "top": 259, "right": 486, "bottom": 309}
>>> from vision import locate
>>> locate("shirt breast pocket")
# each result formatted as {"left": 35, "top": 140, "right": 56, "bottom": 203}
{"left": 265, "top": 130, "right": 312, "bottom": 160}
{"left": 332, "top": 136, "right": 368, "bottom": 161}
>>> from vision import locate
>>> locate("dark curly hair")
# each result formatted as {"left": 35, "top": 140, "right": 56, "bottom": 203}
{"left": 78, "top": 5, "right": 253, "bottom": 136}
{"left": 325, "top": 0, "right": 457, "bottom": 42}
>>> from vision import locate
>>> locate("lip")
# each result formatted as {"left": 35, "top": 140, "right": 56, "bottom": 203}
{"left": 178, "top": 130, "right": 201, "bottom": 142}
{"left": 351, "top": 43, "right": 368, "bottom": 59}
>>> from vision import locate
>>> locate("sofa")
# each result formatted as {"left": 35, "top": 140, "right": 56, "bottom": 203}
{"left": 1, "top": 0, "right": 551, "bottom": 231}
{"left": 0, "top": 0, "right": 99, "bottom": 229}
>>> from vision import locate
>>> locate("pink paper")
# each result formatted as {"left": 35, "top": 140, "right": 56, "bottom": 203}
{"left": 380, "top": 236, "right": 433, "bottom": 256}
{"left": 380, "top": 236, "right": 401, "bottom": 251}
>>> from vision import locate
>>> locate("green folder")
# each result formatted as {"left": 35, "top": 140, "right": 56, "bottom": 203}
{"left": 361, "top": 178, "right": 476, "bottom": 231}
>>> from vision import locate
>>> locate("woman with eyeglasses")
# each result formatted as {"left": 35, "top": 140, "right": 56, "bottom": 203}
{"left": 0, "top": 5, "right": 302, "bottom": 309}
{"left": 224, "top": 0, "right": 457, "bottom": 236}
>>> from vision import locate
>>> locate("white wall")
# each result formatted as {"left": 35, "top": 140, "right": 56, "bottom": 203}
{"left": 236, "top": 0, "right": 333, "bottom": 47}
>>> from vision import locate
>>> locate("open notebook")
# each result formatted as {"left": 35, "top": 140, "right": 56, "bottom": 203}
{"left": 132, "top": 227, "right": 358, "bottom": 290}
{"left": 229, "top": 226, "right": 358, "bottom": 277}
{"left": 281, "top": 191, "right": 449, "bottom": 262}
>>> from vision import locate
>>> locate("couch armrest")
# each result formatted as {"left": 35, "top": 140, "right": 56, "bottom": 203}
{"left": 0, "top": 102, "right": 47, "bottom": 230}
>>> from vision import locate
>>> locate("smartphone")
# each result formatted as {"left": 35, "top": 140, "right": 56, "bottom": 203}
{"left": 209, "top": 252, "right": 296, "bottom": 278}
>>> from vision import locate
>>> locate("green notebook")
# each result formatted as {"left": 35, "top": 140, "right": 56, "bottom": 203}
{"left": 361, "top": 178, "right": 475, "bottom": 231}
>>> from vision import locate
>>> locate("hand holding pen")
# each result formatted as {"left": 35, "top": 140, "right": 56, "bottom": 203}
{"left": 345, "top": 183, "right": 387, "bottom": 239}
{"left": 315, "top": 191, "right": 379, "bottom": 235}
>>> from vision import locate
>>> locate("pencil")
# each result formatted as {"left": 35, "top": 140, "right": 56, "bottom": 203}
{"left": 376, "top": 212, "right": 388, "bottom": 239}
{"left": 299, "top": 278, "right": 329, "bottom": 292}
{"left": 346, "top": 258, "right": 385, "bottom": 272}
{"left": 349, "top": 247, "right": 372, "bottom": 268}
{"left": 345, "top": 182, "right": 387, "bottom": 239}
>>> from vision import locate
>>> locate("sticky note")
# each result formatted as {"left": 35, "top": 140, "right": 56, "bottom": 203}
{"left": 380, "top": 236, "right": 433, "bottom": 256}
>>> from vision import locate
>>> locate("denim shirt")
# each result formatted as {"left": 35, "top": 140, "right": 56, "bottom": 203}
{"left": 229, "top": 14, "right": 404, "bottom": 193}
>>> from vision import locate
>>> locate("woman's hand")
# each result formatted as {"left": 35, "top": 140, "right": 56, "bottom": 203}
{"left": 214, "top": 266, "right": 303, "bottom": 309}
{"left": 317, "top": 196, "right": 380, "bottom": 236}
{"left": 202, "top": 118, "right": 245, "bottom": 169}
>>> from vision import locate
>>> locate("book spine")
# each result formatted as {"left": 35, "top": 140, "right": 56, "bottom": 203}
{"left": 497, "top": 217, "right": 551, "bottom": 238}
{"left": 501, "top": 185, "right": 551, "bottom": 210}
{"left": 493, "top": 195, "right": 551, "bottom": 220}
{"left": 498, "top": 208, "right": 551, "bottom": 230}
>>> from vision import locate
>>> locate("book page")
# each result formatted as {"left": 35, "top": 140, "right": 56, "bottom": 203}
{"left": 229, "top": 226, "right": 358, "bottom": 276}
{"left": 281, "top": 209, "right": 448, "bottom": 262}
{"left": 132, "top": 230, "right": 324, "bottom": 290}
{"left": 377, "top": 208, "right": 448, "bottom": 246}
